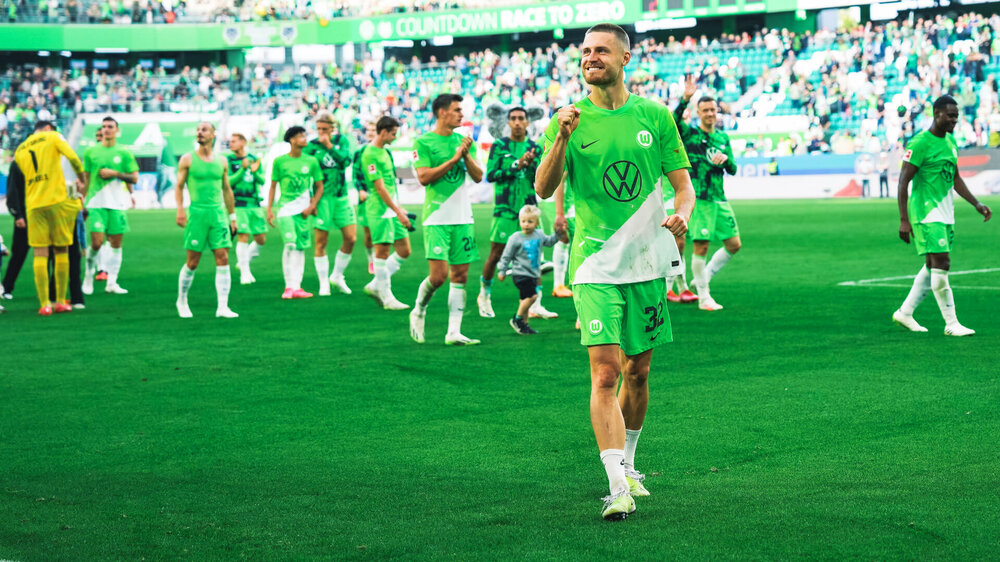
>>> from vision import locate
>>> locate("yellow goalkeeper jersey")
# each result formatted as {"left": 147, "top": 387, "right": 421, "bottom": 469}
{"left": 14, "top": 130, "right": 84, "bottom": 211}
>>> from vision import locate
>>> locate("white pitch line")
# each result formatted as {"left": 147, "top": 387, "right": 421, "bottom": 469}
{"left": 842, "top": 283, "right": 1000, "bottom": 291}
{"left": 838, "top": 267, "right": 1000, "bottom": 286}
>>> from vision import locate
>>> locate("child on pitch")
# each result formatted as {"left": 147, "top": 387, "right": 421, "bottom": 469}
{"left": 496, "top": 205, "right": 567, "bottom": 335}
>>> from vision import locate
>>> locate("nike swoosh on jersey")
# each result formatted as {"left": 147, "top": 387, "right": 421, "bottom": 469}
{"left": 582, "top": 141, "right": 598, "bottom": 149}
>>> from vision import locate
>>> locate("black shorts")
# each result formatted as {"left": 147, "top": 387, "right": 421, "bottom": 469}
{"left": 512, "top": 275, "right": 538, "bottom": 299}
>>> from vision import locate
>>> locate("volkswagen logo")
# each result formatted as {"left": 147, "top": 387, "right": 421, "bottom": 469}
{"left": 602, "top": 161, "right": 642, "bottom": 202}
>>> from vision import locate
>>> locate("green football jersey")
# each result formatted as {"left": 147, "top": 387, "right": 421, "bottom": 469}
{"left": 271, "top": 153, "right": 323, "bottom": 216}
{"left": 186, "top": 152, "right": 226, "bottom": 209}
{"left": 486, "top": 137, "right": 541, "bottom": 220}
{"left": 903, "top": 130, "right": 958, "bottom": 224}
{"left": 413, "top": 131, "right": 478, "bottom": 225}
{"left": 673, "top": 99, "right": 737, "bottom": 201}
{"left": 352, "top": 145, "right": 367, "bottom": 193}
{"left": 82, "top": 144, "right": 139, "bottom": 210}
{"left": 542, "top": 95, "right": 690, "bottom": 285}
{"left": 225, "top": 151, "right": 264, "bottom": 207}
{"left": 361, "top": 144, "right": 397, "bottom": 220}
{"left": 303, "top": 136, "right": 351, "bottom": 198}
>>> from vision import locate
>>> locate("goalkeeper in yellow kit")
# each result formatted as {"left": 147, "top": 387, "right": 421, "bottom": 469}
{"left": 12, "top": 121, "right": 86, "bottom": 315}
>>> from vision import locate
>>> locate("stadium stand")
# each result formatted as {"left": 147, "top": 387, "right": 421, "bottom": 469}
{"left": 2, "top": 12, "right": 999, "bottom": 158}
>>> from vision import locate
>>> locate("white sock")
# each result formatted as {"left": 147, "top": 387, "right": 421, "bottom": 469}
{"left": 706, "top": 248, "right": 733, "bottom": 281}
{"left": 177, "top": 264, "right": 195, "bottom": 303}
{"left": 532, "top": 285, "right": 544, "bottom": 310}
{"left": 85, "top": 247, "right": 99, "bottom": 279}
{"left": 553, "top": 241, "right": 569, "bottom": 287}
{"left": 292, "top": 249, "right": 306, "bottom": 290}
{"left": 248, "top": 240, "right": 261, "bottom": 259}
{"left": 480, "top": 275, "right": 492, "bottom": 295}
{"left": 282, "top": 244, "right": 295, "bottom": 289}
{"left": 99, "top": 243, "right": 112, "bottom": 271}
{"left": 692, "top": 254, "right": 707, "bottom": 291}
{"left": 315, "top": 255, "right": 330, "bottom": 292}
{"left": 624, "top": 428, "right": 642, "bottom": 473}
{"left": 386, "top": 252, "right": 405, "bottom": 276}
{"left": 215, "top": 265, "right": 231, "bottom": 310}
{"left": 415, "top": 277, "right": 436, "bottom": 313}
{"left": 900, "top": 265, "right": 931, "bottom": 316}
{"left": 106, "top": 247, "right": 123, "bottom": 286}
{"left": 236, "top": 241, "right": 249, "bottom": 271}
{"left": 374, "top": 258, "right": 389, "bottom": 298}
{"left": 676, "top": 256, "right": 690, "bottom": 292}
{"left": 332, "top": 250, "right": 351, "bottom": 278}
{"left": 600, "top": 449, "right": 628, "bottom": 495}
{"left": 930, "top": 268, "right": 958, "bottom": 325}
{"left": 447, "top": 282, "right": 465, "bottom": 334}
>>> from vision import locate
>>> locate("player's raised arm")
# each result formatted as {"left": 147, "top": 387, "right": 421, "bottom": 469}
{"left": 674, "top": 74, "right": 697, "bottom": 135}
{"left": 175, "top": 153, "right": 191, "bottom": 228}
{"left": 536, "top": 105, "right": 579, "bottom": 199}
{"left": 953, "top": 173, "right": 992, "bottom": 221}
{"left": 896, "top": 161, "right": 917, "bottom": 243}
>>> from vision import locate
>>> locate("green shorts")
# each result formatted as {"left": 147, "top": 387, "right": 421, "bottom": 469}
{"left": 86, "top": 208, "right": 129, "bottom": 236}
{"left": 370, "top": 216, "right": 409, "bottom": 245}
{"left": 424, "top": 223, "right": 477, "bottom": 264}
{"left": 315, "top": 195, "right": 356, "bottom": 232}
{"left": 913, "top": 222, "right": 954, "bottom": 255}
{"left": 184, "top": 206, "right": 232, "bottom": 252}
{"left": 277, "top": 214, "right": 313, "bottom": 250}
{"left": 235, "top": 207, "right": 268, "bottom": 235}
{"left": 489, "top": 215, "right": 520, "bottom": 244}
{"left": 574, "top": 278, "right": 671, "bottom": 356}
{"left": 690, "top": 200, "right": 739, "bottom": 241}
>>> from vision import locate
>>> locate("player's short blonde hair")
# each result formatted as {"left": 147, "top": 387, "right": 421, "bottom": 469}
{"left": 316, "top": 112, "right": 335, "bottom": 125}
{"left": 519, "top": 204, "right": 541, "bottom": 222}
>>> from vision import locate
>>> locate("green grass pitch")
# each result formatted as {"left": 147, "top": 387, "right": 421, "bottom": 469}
{"left": 2, "top": 197, "right": 998, "bottom": 560}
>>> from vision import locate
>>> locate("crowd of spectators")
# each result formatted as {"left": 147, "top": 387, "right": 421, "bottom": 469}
{"left": 3, "top": 13, "right": 1000, "bottom": 161}
{"left": 1, "top": 0, "right": 539, "bottom": 23}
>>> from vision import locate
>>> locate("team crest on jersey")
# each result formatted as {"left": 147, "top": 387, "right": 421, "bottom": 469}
{"left": 301, "top": 165, "right": 309, "bottom": 173}
{"left": 113, "top": 156, "right": 122, "bottom": 164}
{"left": 602, "top": 161, "right": 642, "bottom": 202}
{"left": 636, "top": 130, "right": 653, "bottom": 148}
{"left": 589, "top": 319, "right": 603, "bottom": 334}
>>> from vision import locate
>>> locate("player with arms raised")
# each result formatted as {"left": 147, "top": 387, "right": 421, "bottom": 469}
{"left": 409, "top": 94, "right": 485, "bottom": 346}
{"left": 893, "top": 95, "right": 991, "bottom": 336}
{"left": 535, "top": 23, "right": 694, "bottom": 521}
{"left": 675, "top": 74, "right": 740, "bottom": 311}
{"left": 13, "top": 121, "right": 86, "bottom": 315}
{"left": 174, "top": 122, "right": 239, "bottom": 319}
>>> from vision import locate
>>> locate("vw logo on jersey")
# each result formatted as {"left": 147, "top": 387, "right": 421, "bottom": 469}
{"left": 301, "top": 165, "right": 309, "bottom": 174}
{"left": 444, "top": 165, "right": 464, "bottom": 183}
{"left": 636, "top": 130, "right": 653, "bottom": 148}
{"left": 322, "top": 155, "right": 335, "bottom": 167}
{"left": 113, "top": 156, "right": 122, "bottom": 163}
{"left": 589, "top": 319, "right": 603, "bottom": 335}
{"left": 602, "top": 160, "right": 642, "bottom": 202}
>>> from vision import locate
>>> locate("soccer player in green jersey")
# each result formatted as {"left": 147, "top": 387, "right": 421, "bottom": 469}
{"left": 535, "top": 23, "right": 695, "bottom": 521}
{"left": 360, "top": 116, "right": 412, "bottom": 310}
{"left": 82, "top": 116, "right": 139, "bottom": 295}
{"left": 304, "top": 112, "right": 355, "bottom": 296}
{"left": 174, "top": 122, "right": 239, "bottom": 319}
{"left": 267, "top": 126, "right": 325, "bottom": 300}
{"left": 83, "top": 127, "right": 112, "bottom": 282}
{"left": 226, "top": 133, "right": 267, "bottom": 285}
{"left": 478, "top": 107, "right": 542, "bottom": 318}
{"left": 675, "top": 74, "right": 740, "bottom": 311}
{"left": 409, "top": 93, "right": 485, "bottom": 346}
{"left": 353, "top": 122, "right": 378, "bottom": 275}
{"left": 894, "top": 95, "right": 992, "bottom": 336}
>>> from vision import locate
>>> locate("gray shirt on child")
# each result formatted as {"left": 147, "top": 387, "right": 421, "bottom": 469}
{"left": 497, "top": 230, "right": 561, "bottom": 278}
